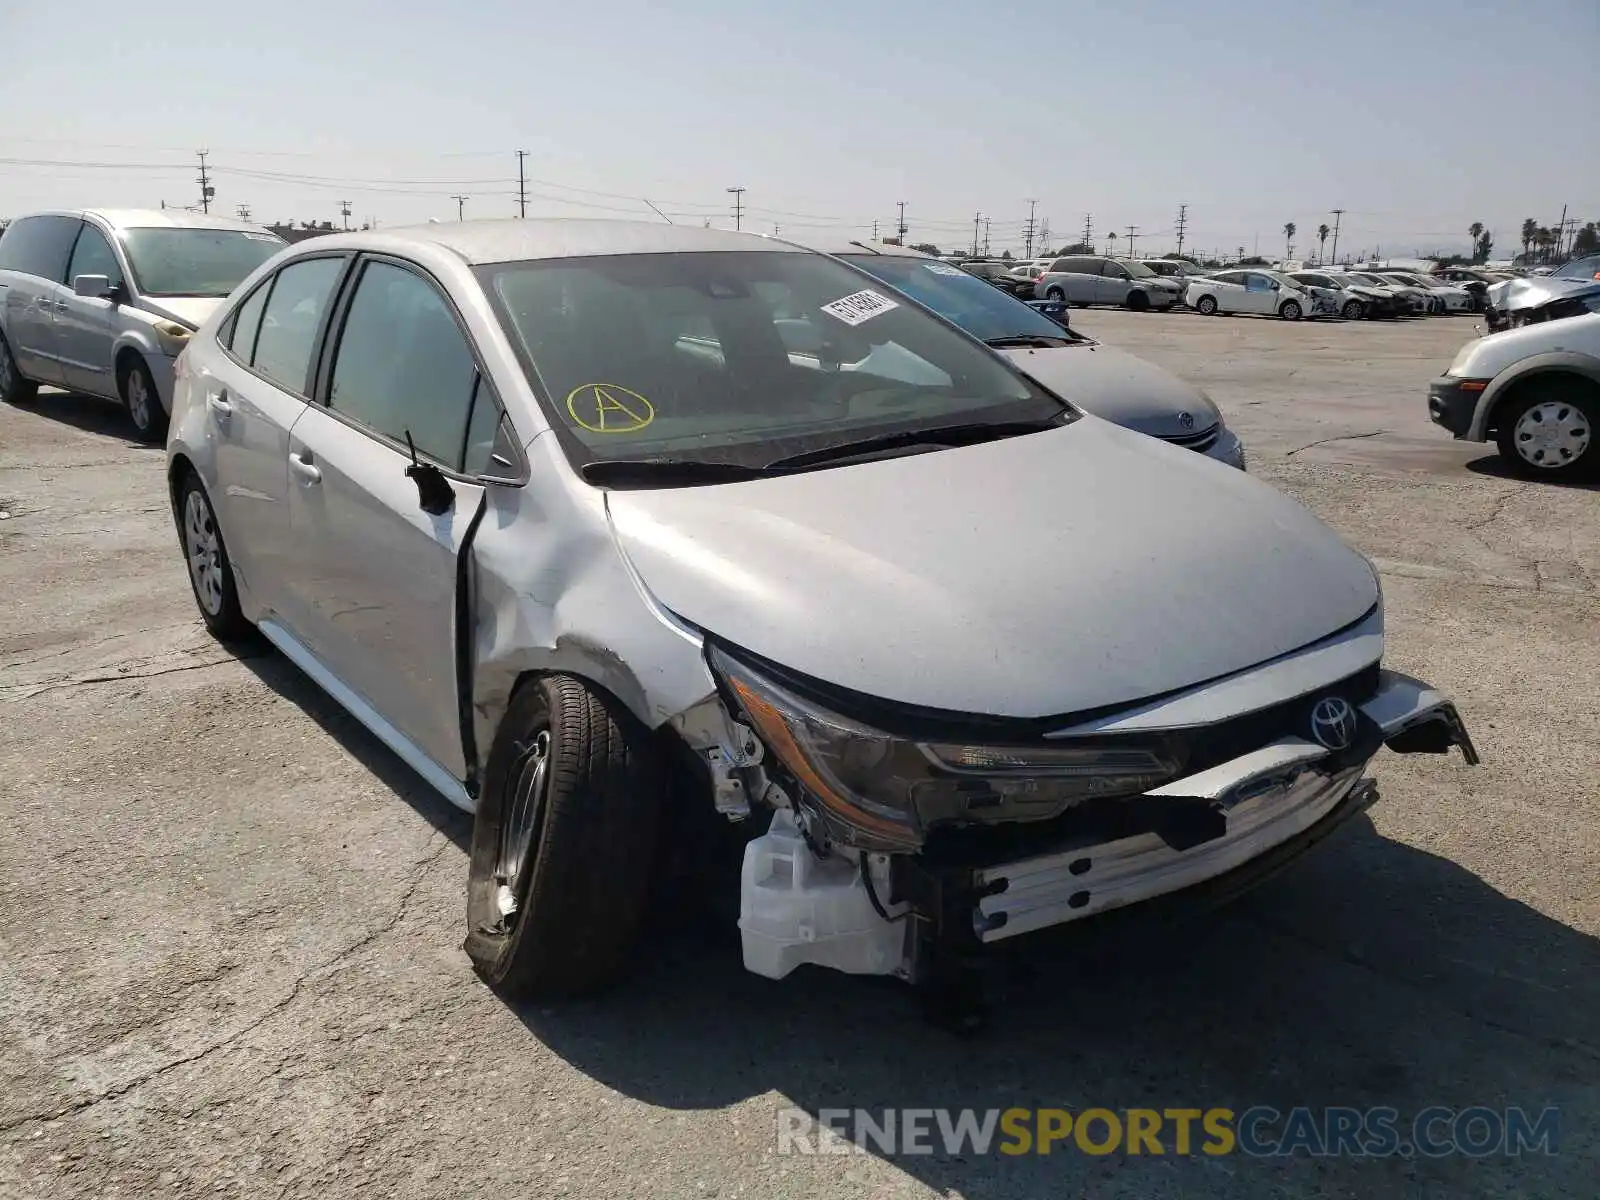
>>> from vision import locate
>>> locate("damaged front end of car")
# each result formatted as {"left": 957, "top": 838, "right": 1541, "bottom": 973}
{"left": 666, "top": 639, "right": 1477, "bottom": 993}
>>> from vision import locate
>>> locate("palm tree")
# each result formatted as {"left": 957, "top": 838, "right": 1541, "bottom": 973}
{"left": 1535, "top": 226, "right": 1554, "bottom": 263}
{"left": 1107, "top": 230, "right": 1118, "bottom": 255}
{"left": 1521, "top": 218, "right": 1537, "bottom": 261}
{"left": 1316, "top": 223, "right": 1330, "bottom": 262}
{"left": 1468, "top": 221, "right": 1484, "bottom": 261}
{"left": 1283, "top": 222, "right": 1297, "bottom": 259}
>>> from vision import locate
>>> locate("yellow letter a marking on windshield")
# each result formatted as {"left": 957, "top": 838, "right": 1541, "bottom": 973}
{"left": 567, "top": 383, "right": 655, "bottom": 434}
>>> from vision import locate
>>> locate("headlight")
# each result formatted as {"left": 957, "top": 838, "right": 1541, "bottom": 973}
{"left": 152, "top": 320, "right": 194, "bottom": 356}
{"left": 710, "top": 646, "right": 1180, "bottom": 851}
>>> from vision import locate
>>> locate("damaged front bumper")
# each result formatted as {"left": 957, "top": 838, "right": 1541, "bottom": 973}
{"left": 737, "top": 669, "right": 1477, "bottom": 980}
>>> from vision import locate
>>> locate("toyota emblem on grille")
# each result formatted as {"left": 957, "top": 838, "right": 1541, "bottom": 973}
{"left": 1178, "top": 411, "right": 1195, "bottom": 430}
{"left": 1309, "top": 696, "right": 1358, "bottom": 751}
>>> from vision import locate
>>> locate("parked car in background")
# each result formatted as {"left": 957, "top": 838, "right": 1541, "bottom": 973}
{"left": 1429, "top": 310, "right": 1600, "bottom": 477}
{"left": 1034, "top": 255, "right": 1183, "bottom": 311}
{"left": 811, "top": 239, "right": 1245, "bottom": 468}
{"left": 958, "top": 259, "right": 1033, "bottom": 299}
{"left": 1341, "top": 271, "right": 1431, "bottom": 315}
{"left": 1290, "top": 270, "right": 1398, "bottom": 319}
{"left": 0, "top": 209, "right": 286, "bottom": 439}
{"left": 1552, "top": 254, "right": 1600, "bottom": 283}
{"left": 1429, "top": 267, "right": 1494, "bottom": 311}
{"left": 1184, "top": 269, "right": 1320, "bottom": 320}
{"left": 166, "top": 218, "right": 1477, "bottom": 1002}
{"left": 1141, "top": 259, "right": 1207, "bottom": 297}
{"left": 1374, "top": 272, "right": 1472, "bottom": 314}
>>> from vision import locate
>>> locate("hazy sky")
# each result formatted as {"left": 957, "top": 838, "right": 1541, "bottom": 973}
{"left": 3, "top": 0, "right": 1596, "bottom": 259}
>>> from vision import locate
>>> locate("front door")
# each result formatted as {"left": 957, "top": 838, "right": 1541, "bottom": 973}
{"left": 1242, "top": 273, "right": 1279, "bottom": 315}
{"left": 1098, "top": 261, "right": 1130, "bottom": 305}
{"left": 56, "top": 222, "right": 125, "bottom": 398}
{"left": 280, "top": 256, "right": 499, "bottom": 779}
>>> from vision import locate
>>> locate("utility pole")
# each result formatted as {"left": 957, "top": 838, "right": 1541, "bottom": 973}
{"left": 1175, "top": 204, "right": 1188, "bottom": 258}
{"left": 1125, "top": 225, "right": 1139, "bottom": 258}
{"left": 196, "top": 150, "right": 214, "bottom": 214}
{"left": 516, "top": 150, "right": 529, "bottom": 218}
{"left": 897, "top": 200, "right": 907, "bottom": 244}
{"left": 726, "top": 186, "right": 746, "bottom": 231}
{"left": 1082, "top": 213, "right": 1093, "bottom": 249}
{"left": 1023, "top": 198, "right": 1038, "bottom": 258}
{"left": 983, "top": 217, "right": 991, "bottom": 256}
{"left": 235, "top": 204, "right": 251, "bottom": 222}
{"left": 972, "top": 212, "right": 982, "bottom": 257}
{"left": 1329, "top": 209, "right": 1344, "bottom": 265}
{"left": 873, "top": 219, "right": 879, "bottom": 241}
{"left": 338, "top": 200, "right": 352, "bottom": 231}
{"left": 1556, "top": 203, "right": 1568, "bottom": 258}
{"left": 451, "top": 194, "right": 469, "bottom": 221}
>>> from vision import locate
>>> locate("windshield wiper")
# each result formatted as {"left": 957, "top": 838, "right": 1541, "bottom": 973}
{"left": 579, "top": 458, "right": 788, "bottom": 487}
{"left": 983, "top": 334, "right": 1073, "bottom": 348}
{"left": 765, "top": 417, "right": 1066, "bottom": 471}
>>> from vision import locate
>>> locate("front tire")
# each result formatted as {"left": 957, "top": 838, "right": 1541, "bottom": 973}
{"left": 1045, "top": 287, "right": 1065, "bottom": 302}
{"left": 465, "top": 674, "right": 664, "bottom": 1000}
{"left": 1494, "top": 380, "right": 1598, "bottom": 478}
{"left": 120, "top": 355, "right": 168, "bottom": 442}
{"left": 175, "top": 472, "right": 252, "bottom": 641}
{"left": 0, "top": 331, "right": 39, "bottom": 405}
{"left": 1341, "top": 299, "right": 1364, "bottom": 320}
{"left": 1127, "top": 290, "right": 1150, "bottom": 312}
{"left": 1195, "top": 295, "right": 1218, "bottom": 315}
{"left": 1279, "top": 300, "right": 1303, "bottom": 321}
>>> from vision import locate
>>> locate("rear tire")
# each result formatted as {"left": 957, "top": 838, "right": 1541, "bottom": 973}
{"left": 0, "top": 331, "right": 39, "bottom": 405}
{"left": 120, "top": 355, "right": 168, "bottom": 443}
{"left": 1494, "top": 379, "right": 1598, "bottom": 479}
{"left": 465, "top": 674, "right": 664, "bottom": 1000}
{"left": 1195, "top": 295, "right": 1218, "bottom": 316}
{"left": 175, "top": 471, "right": 252, "bottom": 642}
{"left": 1279, "top": 300, "right": 1303, "bottom": 321}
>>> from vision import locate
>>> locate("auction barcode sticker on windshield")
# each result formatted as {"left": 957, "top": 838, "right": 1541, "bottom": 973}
{"left": 820, "top": 289, "right": 899, "bottom": 326}
{"left": 923, "top": 262, "right": 966, "bottom": 277}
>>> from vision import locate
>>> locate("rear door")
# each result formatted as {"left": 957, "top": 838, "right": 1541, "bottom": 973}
{"left": 56, "top": 220, "right": 126, "bottom": 398}
{"left": 0, "top": 215, "right": 81, "bottom": 384}
{"left": 281, "top": 255, "right": 497, "bottom": 779}
{"left": 200, "top": 254, "right": 350, "bottom": 624}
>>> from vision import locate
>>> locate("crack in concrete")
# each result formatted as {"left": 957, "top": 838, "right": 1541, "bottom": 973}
{"left": 0, "top": 835, "right": 454, "bottom": 1136}
{"left": 1283, "top": 430, "right": 1387, "bottom": 457}
{"left": 1242, "top": 913, "right": 1600, "bottom": 1064}
{"left": 0, "top": 625, "right": 198, "bottom": 671}
{"left": 7, "top": 656, "right": 263, "bottom": 700}
{"left": 1464, "top": 484, "right": 1527, "bottom": 532}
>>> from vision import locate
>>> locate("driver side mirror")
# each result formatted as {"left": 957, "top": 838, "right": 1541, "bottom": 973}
{"left": 72, "top": 274, "right": 115, "bottom": 300}
{"left": 1270, "top": 281, "right": 1281, "bottom": 291}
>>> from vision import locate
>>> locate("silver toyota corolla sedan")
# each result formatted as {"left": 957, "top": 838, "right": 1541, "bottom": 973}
{"left": 166, "top": 219, "right": 1477, "bottom": 1005}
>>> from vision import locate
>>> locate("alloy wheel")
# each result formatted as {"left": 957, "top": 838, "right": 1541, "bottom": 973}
{"left": 495, "top": 729, "right": 553, "bottom": 921}
{"left": 126, "top": 367, "right": 151, "bottom": 431}
{"left": 1513, "top": 401, "right": 1591, "bottom": 470}
{"left": 0, "top": 340, "right": 13, "bottom": 395}
{"left": 182, "top": 491, "right": 225, "bottom": 615}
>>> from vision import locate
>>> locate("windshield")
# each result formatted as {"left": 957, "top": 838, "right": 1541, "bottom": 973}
{"left": 120, "top": 228, "right": 284, "bottom": 297}
{"left": 480, "top": 250, "right": 1067, "bottom": 472}
{"left": 1118, "top": 260, "right": 1157, "bottom": 278}
{"left": 1352, "top": 273, "right": 1390, "bottom": 286}
{"left": 841, "top": 254, "right": 1070, "bottom": 342}
{"left": 1554, "top": 255, "right": 1600, "bottom": 281}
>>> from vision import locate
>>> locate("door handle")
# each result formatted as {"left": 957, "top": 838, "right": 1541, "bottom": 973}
{"left": 289, "top": 452, "right": 322, "bottom": 485}
{"left": 206, "top": 389, "right": 233, "bottom": 417}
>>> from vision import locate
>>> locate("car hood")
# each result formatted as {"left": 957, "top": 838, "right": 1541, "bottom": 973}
{"left": 135, "top": 295, "right": 226, "bottom": 330}
{"left": 1487, "top": 276, "right": 1600, "bottom": 315}
{"left": 606, "top": 418, "right": 1377, "bottom": 719}
{"left": 998, "top": 343, "right": 1219, "bottom": 438}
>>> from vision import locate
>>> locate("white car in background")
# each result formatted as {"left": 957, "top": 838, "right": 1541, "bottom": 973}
{"left": 1376, "top": 272, "right": 1473, "bottom": 314}
{"left": 1184, "top": 269, "right": 1321, "bottom": 320}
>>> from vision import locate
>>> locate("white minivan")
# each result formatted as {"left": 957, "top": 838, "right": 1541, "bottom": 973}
{"left": 0, "top": 209, "right": 284, "bottom": 439}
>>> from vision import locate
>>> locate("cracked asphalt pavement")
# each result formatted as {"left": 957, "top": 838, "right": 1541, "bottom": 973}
{"left": 2, "top": 311, "right": 1597, "bottom": 1199}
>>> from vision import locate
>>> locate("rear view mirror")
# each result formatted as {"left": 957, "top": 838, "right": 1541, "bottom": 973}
{"left": 72, "top": 274, "right": 111, "bottom": 299}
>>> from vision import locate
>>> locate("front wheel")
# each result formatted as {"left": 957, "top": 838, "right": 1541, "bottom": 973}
{"left": 1127, "top": 290, "right": 1150, "bottom": 312}
{"left": 1341, "top": 299, "right": 1364, "bottom": 320}
{"left": 1279, "top": 300, "right": 1303, "bottom": 321}
{"left": 120, "top": 355, "right": 168, "bottom": 442}
{"left": 0, "top": 332, "right": 39, "bottom": 405}
{"left": 465, "top": 674, "right": 664, "bottom": 999}
{"left": 1045, "top": 287, "right": 1065, "bottom": 302}
{"left": 1494, "top": 381, "right": 1598, "bottom": 478}
{"left": 1195, "top": 295, "right": 1218, "bottom": 316}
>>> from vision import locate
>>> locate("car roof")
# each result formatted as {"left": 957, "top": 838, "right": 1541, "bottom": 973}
{"left": 793, "top": 236, "right": 934, "bottom": 260}
{"left": 293, "top": 218, "right": 801, "bottom": 266}
{"left": 64, "top": 208, "right": 271, "bottom": 234}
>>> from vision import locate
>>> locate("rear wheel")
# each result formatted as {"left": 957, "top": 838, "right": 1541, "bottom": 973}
{"left": 465, "top": 674, "right": 664, "bottom": 999}
{"left": 1279, "top": 300, "right": 1303, "bottom": 321}
{"left": 1494, "top": 380, "right": 1598, "bottom": 478}
{"left": 1195, "top": 295, "right": 1218, "bottom": 316}
{"left": 1341, "top": 299, "right": 1364, "bottom": 320}
{"left": 120, "top": 355, "right": 168, "bottom": 442}
{"left": 0, "top": 332, "right": 39, "bottom": 405}
{"left": 176, "top": 472, "right": 252, "bottom": 641}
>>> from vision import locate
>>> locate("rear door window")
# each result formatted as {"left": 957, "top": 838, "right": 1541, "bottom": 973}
{"left": 0, "top": 215, "right": 84, "bottom": 282}
{"left": 250, "top": 256, "right": 346, "bottom": 395}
